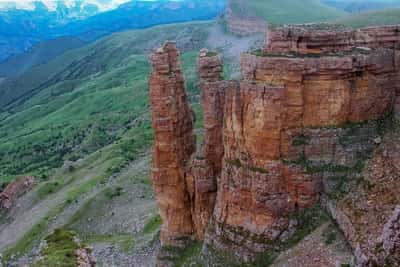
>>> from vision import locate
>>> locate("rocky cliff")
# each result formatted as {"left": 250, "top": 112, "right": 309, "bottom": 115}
{"left": 149, "top": 24, "right": 400, "bottom": 266}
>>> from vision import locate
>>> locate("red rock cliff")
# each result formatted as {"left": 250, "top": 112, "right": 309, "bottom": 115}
{"left": 149, "top": 25, "right": 400, "bottom": 266}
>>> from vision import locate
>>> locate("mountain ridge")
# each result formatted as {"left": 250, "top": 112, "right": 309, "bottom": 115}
{"left": 0, "top": 0, "right": 225, "bottom": 62}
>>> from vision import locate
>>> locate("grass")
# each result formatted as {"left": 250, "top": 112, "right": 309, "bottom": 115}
{"left": 230, "top": 0, "right": 400, "bottom": 30}
{"left": 0, "top": 21, "right": 209, "bottom": 186}
{"left": 235, "top": 0, "right": 347, "bottom": 25}
{"left": 0, "top": 20, "right": 205, "bottom": 260}
{"left": 32, "top": 229, "right": 80, "bottom": 267}
{"left": 159, "top": 241, "right": 203, "bottom": 267}
{"left": 142, "top": 215, "right": 162, "bottom": 235}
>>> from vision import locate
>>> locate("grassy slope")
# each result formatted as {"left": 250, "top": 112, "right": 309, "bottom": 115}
{"left": 0, "top": 21, "right": 209, "bottom": 110}
{"left": 0, "top": 21, "right": 210, "bottom": 186}
{"left": 230, "top": 0, "right": 399, "bottom": 29}
{"left": 241, "top": 0, "right": 347, "bottom": 24}
{"left": 1, "top": 20, "right": 208, "bottom": 263}
{"left": 335, "top": 8, "right": 400, "bottom": 28}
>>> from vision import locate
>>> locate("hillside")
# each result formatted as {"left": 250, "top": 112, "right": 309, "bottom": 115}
{"left": 0, "top": 21, "right": 213, "bottom": 111}
{"left": 0, "top": 19, "right": 262, "bottom": 266}
{"left": 229, "top": 0, "right": 347, "bottom": 25}
{"left": 0, "top": 21, "right": 206, "bottom": 266}
{"left": 322, "top": 0, "right": 400, "bottom": 13}
{"left": 0, "top": 37, "right": 88, "bottom": 78}
{"left": 0, "top": 21, "right": 214, "bottom": 186}
{"left": 335, "top": 8, "right": 400, "bottom": 28}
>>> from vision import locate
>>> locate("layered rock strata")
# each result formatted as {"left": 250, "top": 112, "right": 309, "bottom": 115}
{"left": 265, "top": 24, "right": 400, "bottom": 54}
{"left": 149, "top": 24, "right": 400, "bottom": 265}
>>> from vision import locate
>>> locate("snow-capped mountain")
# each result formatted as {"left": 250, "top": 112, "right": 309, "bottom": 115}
{"left": 0, "top": 0, "right": 225, "bottom": 62}
{"left": 0, "top": 0, "right": 134, "bottom": 20}
{"left": 0, "top": 0, "right": 132, "bottom": 13}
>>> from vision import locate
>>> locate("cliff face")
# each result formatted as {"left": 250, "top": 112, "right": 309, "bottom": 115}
{"left": 149, "top": 25, "right": 400, "bottom": 266}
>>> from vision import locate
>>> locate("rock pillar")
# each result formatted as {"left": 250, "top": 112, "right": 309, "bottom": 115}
{"left": 149, "top": 42, "right": 196, "bottom": 246}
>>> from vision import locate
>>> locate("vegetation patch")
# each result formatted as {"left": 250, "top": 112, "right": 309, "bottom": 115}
{"left": 226, "top": 158, "right": 242, "bottom": 168}
{"left": 105, "top": 186, "right": 124, "bottom": 199}
{"left": 248, "top": 166, "right": 269, "bottom": 174}
{"left": 37, "top": 180, "right": 64, "bottom": 199}
{"left": 143, "top": 214, "right": 162, "bottom": 235}
{"left": 288, "top": 153, "right": 365, "bottom": 175}
{"left": 292, "top": 134, "right": 310, "bottom": 146}
{"left": 322, "top": 224, "right": 337, "bottom": 246}
{"left": 32, "top": 229, "right": 79, "bottom": 267}
{"left": 159, "top": 241, "right": 202, "bottom": 267}
{"left": 326, "top": 176, "right": 351, "bottom": 201}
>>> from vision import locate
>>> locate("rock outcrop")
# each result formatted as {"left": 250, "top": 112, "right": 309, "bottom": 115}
{"left": 149, "top": 24, "right": 400, "bottom": 266}
{"left": 0, "top": 176, "right": 34, "bottom": 210}
{"left": 149, "top": 42, "right": 196, "bottom": 247}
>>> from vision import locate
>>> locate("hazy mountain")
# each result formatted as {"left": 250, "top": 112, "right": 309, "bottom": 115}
{"left": 0, "top": 0, "right": 226, "bottom": 62}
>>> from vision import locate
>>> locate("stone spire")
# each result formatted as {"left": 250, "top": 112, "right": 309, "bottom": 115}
{"left": 149, "top": 42, "right": 196, "bottom": 246}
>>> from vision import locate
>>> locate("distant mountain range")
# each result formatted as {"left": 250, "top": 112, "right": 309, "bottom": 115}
{"left": 0, "top": 0, "right": 131, "bottom": 14}
{"left": 0, "top": 0, "right": 226, "bottom": 62}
